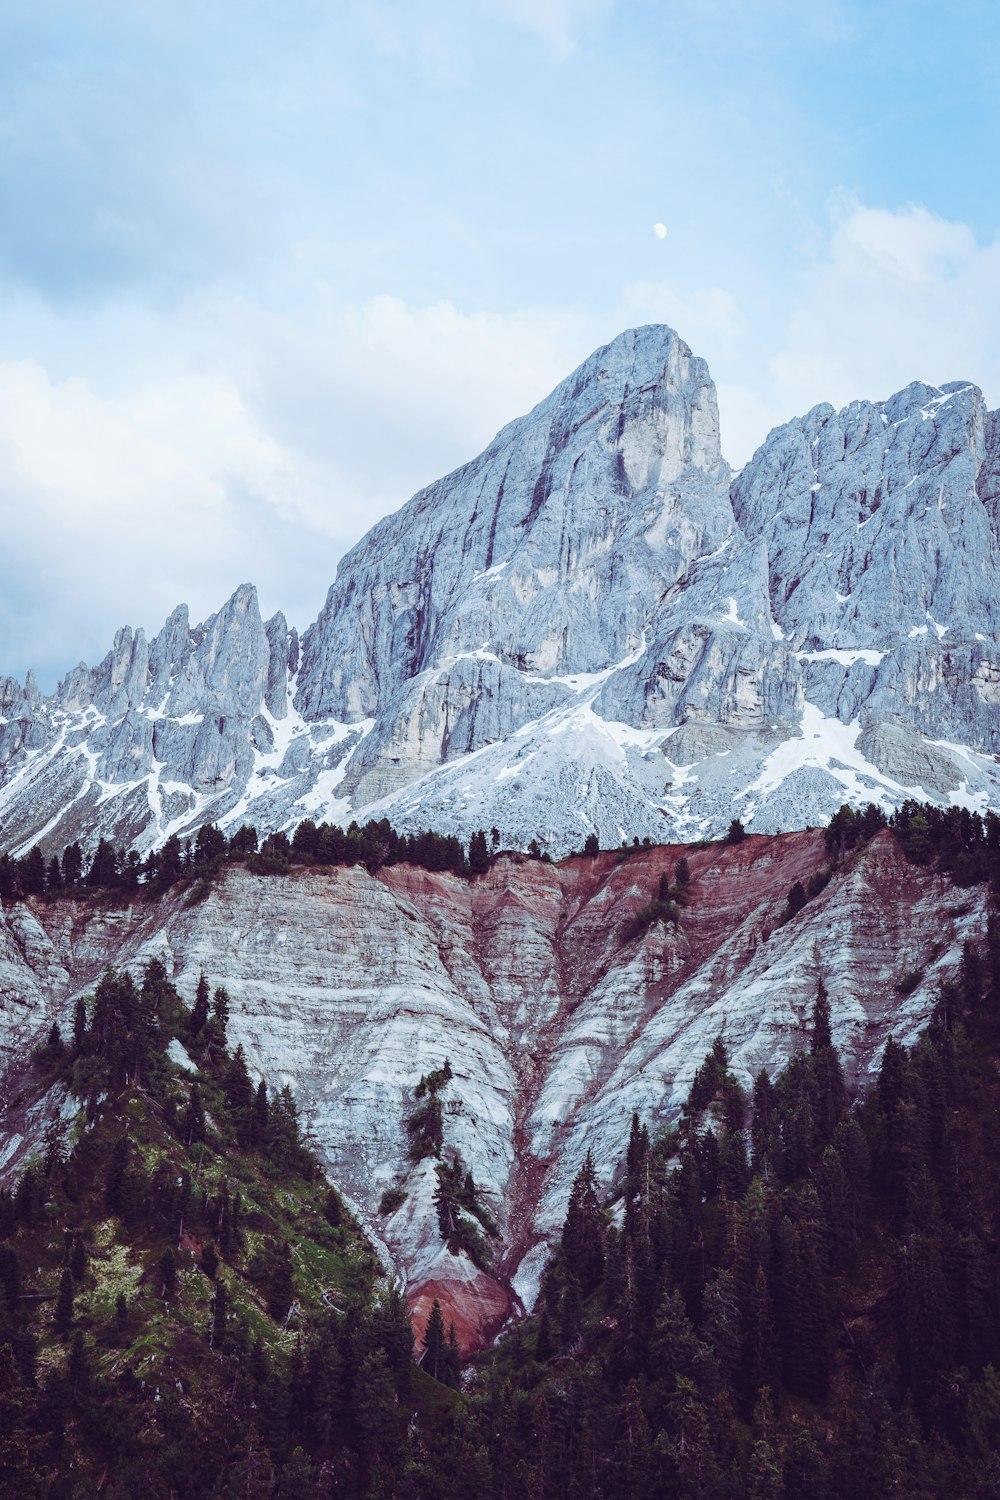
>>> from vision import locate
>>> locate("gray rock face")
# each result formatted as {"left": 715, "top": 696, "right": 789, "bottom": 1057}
{"left": 1, "top": 326, "right": 999, "bottom": 859}
{"left": 0, "top": 839, "right": 987, "bottom": 1330}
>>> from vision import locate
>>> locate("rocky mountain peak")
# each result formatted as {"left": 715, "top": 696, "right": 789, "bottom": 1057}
{"left": 1, "top": 328, "right": 999, "bottom": 858}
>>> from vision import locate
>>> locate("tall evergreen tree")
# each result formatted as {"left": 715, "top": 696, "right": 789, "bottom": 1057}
{"left": 189, "top": 973, "right": 211, "bottom": 1036}
{"left": 422, "top": 1298, "right": 447, "bottom": 1381}
{"left": 561, "top": 1152, "right": 605, "bottom": 1295}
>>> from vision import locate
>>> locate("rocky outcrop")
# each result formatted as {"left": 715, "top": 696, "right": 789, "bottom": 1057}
{"left": 0, "top": 835, "right": 986, "bottom": 1344}
{"left": 2, "top": 327, "right": 999, "bottom": 858}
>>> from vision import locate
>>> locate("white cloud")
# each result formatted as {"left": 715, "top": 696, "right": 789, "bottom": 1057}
{"left": 0, "top": 357, "right": 324, "bottom": 682}
{"left": 4, "top": 197, "right": 999, "bottom": 686}
{"left": 0, "top": 292, "right": 592, "bottom": 685}
{"left": 769, "top": 198, "right": 1000, "bottom": 411}
{"left": 690, "top": 199, "right": 1000, "bottom": 465}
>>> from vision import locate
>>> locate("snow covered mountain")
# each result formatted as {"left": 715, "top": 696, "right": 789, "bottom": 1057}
{"left": 2, "top": 324, "right": 1000, "bottom": 858}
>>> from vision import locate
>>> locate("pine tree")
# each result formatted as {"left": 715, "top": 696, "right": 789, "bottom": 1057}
{"left": 422, "top": 1298, "right": 447, "bottom": 1380}
{"left": 354, "top": 1348, "right": 403, "bottom": 1481}
{"left": 252, "top": 1080, "right": 269, "bottom": 1148}
{"left": 443, "top": 1321, "right": 461, "bottom": 1388}
{"left": 105, "top": 1135, "right": 131, "bottom": 1216}
{"left": 189, "top": 973, "right": 211, "bottom": 1036}
{"left": 182, "top": 1083, "right": 206, "bottom": 1147}
{"left": 20, "top": 845, "right": 46, "bottom": 896}
{"left": 811, "top": 977, "right": 833, "bottom": 1052}
{"left": 211, "top": 985, "right": 230, "bottom": 1046}
{"left": 224, "top": 1044, "right": 253, "bottom": 1115}
{"left": 71, "top": 995, "right": 87, "bottom": 1053}
{"left": 468, "top": 830, "right": 490, "bottom": 874}
{"left": 561, "top": 1152, "right": 605, "bottom": 1295}
{"left": 751, "top": 1069, "right": 777, "bottom": 1170}
{"left": 61, "top": 842, "right": 83, "bottom": 888}
{"left": 741, "top": 1264, "right": 779, "bottom": 1407}
{"left": 267, "top": 1243, "right": 295, "bottom": 1323}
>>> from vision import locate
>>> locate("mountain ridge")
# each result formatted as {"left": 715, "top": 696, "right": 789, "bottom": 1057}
{"left": 2, "top": 324, "right": 1000, "bottom": 858}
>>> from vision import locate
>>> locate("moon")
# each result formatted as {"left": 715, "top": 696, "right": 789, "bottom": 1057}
{"left": 653, "top": 223, "right": 668, "bottom": 239}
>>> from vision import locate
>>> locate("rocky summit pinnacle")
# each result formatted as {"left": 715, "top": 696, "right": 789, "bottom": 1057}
{"left": 2, "top": 326, "right": 1000, "bottom": 857}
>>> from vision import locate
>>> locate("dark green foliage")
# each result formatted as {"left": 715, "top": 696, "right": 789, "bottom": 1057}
{"left": 625, "top": 872, "right": 681, "bottom": 940}
{"left": 584, "top": 832, "right": 600, "bottom": 856}
{"left": 189, "top": 972, "right": 211, "bottom": 1036}
{"left": 379, "top": 1186, "right": 406, "bottom": 1215}
{"left": 468, "top": 828, "right": 490, "bottom": 873}
{"left": 52, "top": 1268, "right": 74, "bottom": 1338}
{"left": 407, "top": 1064, "right": 451, "bottom": 1159}
{"left": 210, "top": 1278, "right": 228, "bottom": 1349}
{"left": 438, "top": 912, "right": 1000, "bottom": 1500}
{"left": 422, "top": 1297, "right": 447, "bottom": 1380}
{"left": 561, "top": 1152, "right": 605, "bottom": 1295}
{"left": 16, "top": 801, "right": 980, "bottom": 916}
{"left": 266, "top": 1243, "right": 295, "bottom": 1322}
{"left": 785, "top": 878, "right": 807, "bottom": 918}
{"left": 71, "top": 993, "right": 88, "bottom": 1052}
{"left": 62, "top": 841, "right": 83, "bottom": 887}
{"left": 0, "top": 961, "right": 401, "bottom": 1498}
{"left": 224, "top": 1044, "right": 253, "bottom": 1116}
{"left": 825, "top": 800, "right": 886, "bottom": 855}
{"left": 20, "top": 844, "right": 46, "bottom": 895}
{"left": 210, "top": 985, "right": 230, "bottom": 1046}
{"left": 182, "top": 1082, "right": 206, "bottom": 1147}
{"left": 70, "top": 1232, "right": 86, "bottom": 1282}
{"left": 158, "top": 1248, "right": 177, "bottom": 1300}
{"left": 433, "top": 1157, "right": 496, "bottom": 1266}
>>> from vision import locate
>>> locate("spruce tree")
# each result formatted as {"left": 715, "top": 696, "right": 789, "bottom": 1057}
{"left": 468, "top": 830, "right": 490, "bottom": 874}
{"left": 182, "top": 1083, "right": 206, "bottom": 1147}
{"left": 71, "top": 995, "right": 87, "bottom": 1053}
{"left": 267, "top": 1243, "right": 295, "bottom": 1323}
{"left": 561, "top": 1152, "right": 605, "bottom": 1295}
{"left": 61, "top": 842, "right": 83, "bottom": 888}
{"left": 189, "top": 973, "right": 211, "bottom": 1036}
{"left": 422, "top": 1298, "right": 446, "bottom": 1380}
{"left": 252, "top": 1080, "right": 269, "bottom": 1148}
{"left": 211, "top": 985, "right": 230, "bottom": 1046}
{"left": 224, "top": 1044, "right": 253, "bottom": 1116}
{"left": 443, "top": 1321, "right": 461, "bottom": 1388}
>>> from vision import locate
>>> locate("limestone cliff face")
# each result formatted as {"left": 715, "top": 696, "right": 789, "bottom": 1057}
{"left": 0, "top": 836, "right": 985, "bottom": 1345}
{"left": 2, "top": 327, "right": 1000, "bottom": 858}
{"left": 296, "top": 325, "right": 733, "bottom": 804}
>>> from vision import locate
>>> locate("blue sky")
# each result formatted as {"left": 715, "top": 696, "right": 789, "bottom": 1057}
{"left": 1, "top": 0, "right": 999, "bottom": 686}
